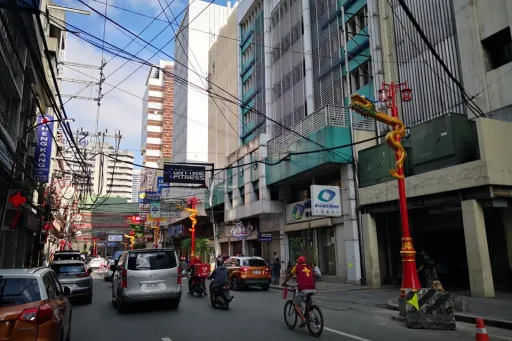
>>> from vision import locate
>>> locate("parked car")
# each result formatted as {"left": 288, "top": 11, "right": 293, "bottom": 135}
{"left": 224, "top": 256, "right": 272, "bottom": 291}
{"left": 111, "top": 248, "right": 181, "bottom": 313}
{"left": 50, "top": 260, "right": 93, "bottom": 304}
{"left": 52, "top": 250, "right": 82, "bottom": 262}
{"left": 0, "top": 267, "right": 72, "bottom": 341}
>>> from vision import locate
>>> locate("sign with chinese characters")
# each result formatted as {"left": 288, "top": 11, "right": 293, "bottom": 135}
{"left": 33, "top": 115, "right": 54, "bottom": 183}
{"left": 163, "top": 164, "right": 206, "bottom": 186}
{"left": 310, "top": 185, "right": 342, "bottom": 217}
{"left": 285, "top": 199, "right": 315, "bottom": 224}
{"left": 150, "top": 202, "right": 161, "bottom": 218}
{"left": 107, "top": 235, "right": 123, "bottom": 242}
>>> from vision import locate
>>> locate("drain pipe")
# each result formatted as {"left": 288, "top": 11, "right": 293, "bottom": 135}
{"left": 301, "top": 0, "right": 315, "bottom": 113}
{"left": 341, "top": 6, "right": 366, "bottom": 285}
{"left": 368, "top": 0, "right": 384, "bottom": 141}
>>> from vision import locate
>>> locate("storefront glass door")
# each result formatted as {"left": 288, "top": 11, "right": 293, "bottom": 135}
{"left": 316, "top": 227, "right": 336, "bottom": 276}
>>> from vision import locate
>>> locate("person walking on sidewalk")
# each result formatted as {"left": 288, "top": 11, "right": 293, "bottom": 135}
{"left": 417, "top": 251, "right": 444, "bottom": 292}
{"left": 272, "top": 257, "right": 281, "bottom": 284}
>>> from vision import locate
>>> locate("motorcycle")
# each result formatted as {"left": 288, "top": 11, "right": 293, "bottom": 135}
{"left": 209, "top": 281, "right": 233, "bottom": 310}
{"left": 189, "top": 276, "right": 207, "bottom": 296}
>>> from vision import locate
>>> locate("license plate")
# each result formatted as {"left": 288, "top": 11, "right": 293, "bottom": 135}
{"left": 146, "top": 283, "right": 159, "bottom": 289}
{"left": 253, "top": 271, "right": 261, "bottom": 274}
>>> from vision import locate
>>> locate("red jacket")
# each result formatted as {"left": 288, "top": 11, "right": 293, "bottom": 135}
{"left": 293, "top": 264, "right": 316, "bottom": 291}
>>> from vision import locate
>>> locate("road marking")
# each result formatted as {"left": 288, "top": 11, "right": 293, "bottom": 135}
{"left": 324, "top": 327, "right": 373, "bottom": 341}
{"left": 161, "top": 338, "right": 172, "bottom": 341}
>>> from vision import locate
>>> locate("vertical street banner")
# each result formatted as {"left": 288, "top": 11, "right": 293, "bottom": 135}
{"left": 150, "top": 201, "right": 161, "bottom": 219}
{"left": 33, "top": 115, "right": 54, "bottom": 183}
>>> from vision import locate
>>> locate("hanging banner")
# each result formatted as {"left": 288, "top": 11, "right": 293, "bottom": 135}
{"left": 32, "top": 115, "right": 54, "bottom": 183}
{"left": 163, "top": 164, "right": 206, "bottom": 186}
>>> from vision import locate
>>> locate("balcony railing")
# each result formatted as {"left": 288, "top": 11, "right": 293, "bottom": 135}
{"left": 268, "top": 105, "right": 374, "bottom": 154}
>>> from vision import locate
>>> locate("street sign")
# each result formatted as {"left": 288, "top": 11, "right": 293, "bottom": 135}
{"left": 157, "top": 177, "right": 170, "bottom": 190}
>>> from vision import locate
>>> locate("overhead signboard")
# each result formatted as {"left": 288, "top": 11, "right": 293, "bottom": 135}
{"left": 163, "top": 164, "right": 206, "bottom": 186}
{"left": 310, "top": 185, "right": 342, "bottom": 217}
{"left": 157, "top": 176, "right": 170, "bottom": 190}
{"left": 150, "top": 202, "right": 160, "bottom": 218}
{"left": 107, "top": 235, "right": 123, "bottom": 242}
{"left": 285, "top": 199, "right": 315, "bottom": 224}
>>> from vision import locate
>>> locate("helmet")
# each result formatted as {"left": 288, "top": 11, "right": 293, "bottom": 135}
{"left": 216, "top": 259, "right": 224, "bottom": 267}
{"left": 297, "top": 256, "right": 306, "bottom": 264}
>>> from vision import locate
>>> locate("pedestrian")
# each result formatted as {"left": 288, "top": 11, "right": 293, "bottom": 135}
{"left": 417, "top": 251, "right": 444, "bottom": 291}
{"left": 272, "top": 257, "right": 281, "bottom": 284}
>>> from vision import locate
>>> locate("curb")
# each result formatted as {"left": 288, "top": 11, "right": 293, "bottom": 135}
{"left": 385, "top": 299, "right": 512, "bottom": 330}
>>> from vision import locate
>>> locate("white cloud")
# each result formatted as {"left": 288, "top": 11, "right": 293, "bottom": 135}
{"left": 62, "top": 35, "right": 152, "bottom": 161}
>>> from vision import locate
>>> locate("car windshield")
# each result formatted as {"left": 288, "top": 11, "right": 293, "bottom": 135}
{"left": 54, "top": 254, "right": 81, "bottom": 261}
{"left": 127, "top": 251, "right": 177, "bottom": 271}
{"left": 242, "top": 259, "right": 267, "bottom": 267}
{"left": 0, "top": 278, "right": 41, "bottom": 307}
{"left": 51, "top": 264, "right": 85, "bottom": 275}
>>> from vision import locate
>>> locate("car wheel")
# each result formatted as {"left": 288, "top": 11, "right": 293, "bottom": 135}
{"left": 169, "top": 299, "right": 180, "bottom": 309}
{"left": 261, "top": 284, "right": 270, "bottom": 291}
{"left": 231, "top": 277, "right": 239, "bottom": 291}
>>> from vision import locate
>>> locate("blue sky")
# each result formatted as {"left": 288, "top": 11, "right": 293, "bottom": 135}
{"left": 55, "top": 0, "right": 231, "bottom": 167}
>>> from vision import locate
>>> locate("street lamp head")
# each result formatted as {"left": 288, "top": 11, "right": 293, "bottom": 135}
{"left": 401, "top": 87, "right": 413, "bottom": 102}
{"left": 378, "top": 88, "right": 389, "bottom": 102}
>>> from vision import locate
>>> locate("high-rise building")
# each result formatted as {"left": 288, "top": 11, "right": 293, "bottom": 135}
{"left": 173, "top": 0, "right": 235, "bottom": 163}
{"left": 141, "top": 60, "right": 174, "bottom": 169}
{"left": 63, "top": 141, "right": 134, "bottom": 200}
{"left": 208, "top": 5, "right": 240, "bottom": 169}
{"left": 130, "top": 169, "right": 141, "bottom": 202}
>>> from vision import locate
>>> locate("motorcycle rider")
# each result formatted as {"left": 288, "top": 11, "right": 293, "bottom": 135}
{"left": 207, "top": 259, "right": 231, "bottom": 302}
{"left": 187, "top": 256, "right": 203, "bottom": 295}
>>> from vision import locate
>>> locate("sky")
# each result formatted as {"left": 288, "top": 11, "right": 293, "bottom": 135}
{"left": 54, "top": 0, "right": 230, "bottom": 167}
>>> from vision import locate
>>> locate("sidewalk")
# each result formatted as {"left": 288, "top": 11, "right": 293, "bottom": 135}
{"left": 270, "top": 282, "right": 512, "bottom": 330}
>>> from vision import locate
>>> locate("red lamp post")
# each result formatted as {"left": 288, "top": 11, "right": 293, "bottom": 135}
{"left": 188, "top": 197, "right": 199, "bottom": 259}
{"left": 378, "top": 82, "right": 421, "bottom": 297}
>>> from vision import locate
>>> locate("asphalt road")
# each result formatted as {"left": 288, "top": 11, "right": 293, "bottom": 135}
{"left": 70, "top": 274, "right": 512, "bottom": 341}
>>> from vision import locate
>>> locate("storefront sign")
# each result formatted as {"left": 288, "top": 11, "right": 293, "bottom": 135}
{"left": 310, "top": 185, "right": 342, "bottom": 217}
{"left": 107, "top": 235, "right": 123, "bottom": 242}
{"left": 157, "top": 176, "right": 170, "bottom": 190}
{"left": 285, "top": 200, "right": 313, "bottom": 224}
{"left": 163, "top": 164, "right": 206, "bottom": 186}
{"left": 33, "top": 115, "right": 54, "bottom": 183}
{"left": 150, "top": 202, "right": 161, "bottom": 218}
{"left": 168, "top": 224, "right": 184, "bottom": 237}
{"left": 258, "top": 233, "right": 272, "bottom": 242}
{"left": 231, "top": 221, "right": 253, "bottom": 240}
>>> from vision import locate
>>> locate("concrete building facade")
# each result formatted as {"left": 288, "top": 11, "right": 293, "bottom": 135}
{"left": 141, "top": 60, "right": 174, "bottom": 169}
{"left": 130, "top": 169, "right": 141, "bottom": 203}
{"left": 358, "top": 0, "right": 512, "bottom": 296}
{"left": 173, "top": 0, "right": 236, "bottom": 163}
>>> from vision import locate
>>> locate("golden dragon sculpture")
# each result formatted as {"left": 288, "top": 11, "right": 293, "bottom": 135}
{"left": 350, "top": 94, "right": 407, "bottom": 180}
{"left": 175, "top": 204, "right": 198, "bottom": 232}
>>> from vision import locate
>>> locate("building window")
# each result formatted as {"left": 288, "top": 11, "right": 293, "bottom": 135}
{"left": 481, "top": 27, "right": 512, "bottom": 71}
{"left": 356, "top": 5, "right": 368, "bottom": 32}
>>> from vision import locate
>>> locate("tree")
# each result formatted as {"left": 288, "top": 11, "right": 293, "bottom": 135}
{"left": 289, "top": 237, "right": 317, "bottom": 265}
{"left": 180, "top": 238, "right": 212, "bottom": 259}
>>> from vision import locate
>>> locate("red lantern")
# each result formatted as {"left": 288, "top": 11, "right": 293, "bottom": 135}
{"left": 401, "top": 87, "right": 412, "bottom": 102}
{"left": 129, "top": 231, "right": 135, "bottom": 236}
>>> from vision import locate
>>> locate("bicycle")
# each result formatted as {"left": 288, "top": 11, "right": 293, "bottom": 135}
{"left": 282, "top": 285, "right": 324, "bottom": 337}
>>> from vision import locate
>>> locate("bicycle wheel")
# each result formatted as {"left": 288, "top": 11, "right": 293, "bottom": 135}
{"left": 306, "top": 305, "right": 324, "bottom": 337}
{"left": 283, "top": 300, "right": 297, "bottom": 329}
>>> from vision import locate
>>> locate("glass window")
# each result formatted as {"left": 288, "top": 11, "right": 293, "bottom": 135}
{"left": 53, "top": 254, "right": 81, "bottom": 261}
{"left": 242, "top": 259, "right": 267, "bottom": 267}
{"left": 0, "top": 278, "right": 41, "bottom": 307}
{"left": 51, "top": 264, "right": 86, "bottom": 275}
{"left": 127, "top": 251, "right": 177, "bottom": 271}
{"left": 43, "top": 274, "right": 56, "bottom": 300}
{"left": 49, "top": 272, "right": 63, "bottom": 296}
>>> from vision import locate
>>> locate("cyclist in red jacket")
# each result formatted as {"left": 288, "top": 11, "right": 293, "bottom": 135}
{"left": 282, "top": 256, "right": 316, "bottom": 327}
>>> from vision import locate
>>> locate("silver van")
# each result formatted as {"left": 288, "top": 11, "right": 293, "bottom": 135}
{"left": 111, "top": 248, "right": 181, "bottom": 313}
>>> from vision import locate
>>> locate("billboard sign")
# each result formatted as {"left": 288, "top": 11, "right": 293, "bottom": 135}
{"left": 285, "top": 199, "right": 315, "bottom": 224}
{"left": 310, "top": 185, "right": 342, "bottom": 217}
{"left": 33, "top": 115, "right": 54, "bottom": 183}
{"left": 163, "top": 164, "right": 206, "bottom": 186}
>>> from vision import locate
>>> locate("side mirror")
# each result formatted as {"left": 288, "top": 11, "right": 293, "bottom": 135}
{"left": 63, "top": 286, "right": 71, "bottom": 296}
{"left": 110, "top": 265, "right": 116, "bottom": 271}
{"left": 88, "top": 268, "right": 93, "bottom": 274}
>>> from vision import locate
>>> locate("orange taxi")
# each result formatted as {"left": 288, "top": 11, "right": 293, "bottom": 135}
{"left": 224, "top": 256, "right": 271, "bottom": 291}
